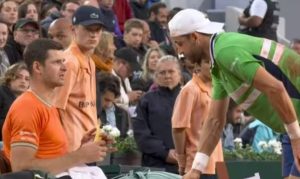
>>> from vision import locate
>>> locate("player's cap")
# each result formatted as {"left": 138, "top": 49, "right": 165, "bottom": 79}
{"left": 168, "top": 8, "right": 224, "bottom": 37}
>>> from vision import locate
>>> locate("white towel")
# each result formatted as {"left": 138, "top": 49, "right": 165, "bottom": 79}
{"left": 56, "top": 165, "right": 107, "bottom": 179}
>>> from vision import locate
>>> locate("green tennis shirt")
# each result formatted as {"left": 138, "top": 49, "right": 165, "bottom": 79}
{"left": 210, "top": 32, "right": 300, "bottom": 132}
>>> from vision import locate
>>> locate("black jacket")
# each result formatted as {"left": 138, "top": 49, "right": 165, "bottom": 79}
{"left": 132, "top": 85, "right": 180, "bottom": 173}
{"left": 100, "top": 104, "right": 130, "bottom": 138}
{"left": 0, "top": 85, "right": 16, "bottom": 140}
{"left": 4, "top": 38, "right": 23, "bottom": 65}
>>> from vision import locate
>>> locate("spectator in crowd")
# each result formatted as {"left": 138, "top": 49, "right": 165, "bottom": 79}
{"left": 172, "top": 62, "right": 223, "bottom": 178}
{"left": 140, "top": 20, "right": 159, "bottom": 49}
{"left": 0, "top": 21, "right": 9, "bottom": 76}
{"left": 131, "top": 47, "right": 164, "bottom": 92}
{"left": 53, "top": 6, "right": 104, "bottom": 152}
{"left": 0, "top": 0, "right": 18, "bottom": 34}
{"left": 112, "top": 0, "right": 132, "bottom": 33}
{"left": 4, "top": 18, "right": 40, "bottom": 65}
{"left": 113, "top": 47, "right": 143, "bottom": 109}
{"left": 2, "top": 38, "right": 109, "bottom": 178}
{"left": 40, "top": 0, "right": 79, "bottom": 32}
{"left": 238, "top": 0, "right": 279, "bottom": 41}
{"left": 130, "top": 0, "right": 149, "bottom": 20}
{"left": 98, "top": 72, "right": 130, "bottom": 138}
{"left": 239, "top": 118, "right": 278, "bottom": 153}
{"left": 115, "top": 18, "right": 144, "bottom": 56}
{"left": 291, "top": 39, "right": 300, "bottom": 55}
{"left": 93, "top": 31, "right": 115, "bottom": 73}
{"left": 18, "top": 1, "right": 39, "bottom": 21}
{"left": 222, "top": 100, "right": 245, "bottom": 150}
{"left": 99, "top": 0, "right": 121, "bottom": 36}
{"left": 40, "top": 3, "right": 59, "bottom": 20}
{"left": 0, "top": 62, "right": 29, "bottom": 140}
{"left": 48, "top": 17, "right": 72, "bottom": 49}
{"left": 133, "top": 55, "right": 181, "bottom": 173}
{"left": 148, "top": 2, "right": 169, "bottom": 43}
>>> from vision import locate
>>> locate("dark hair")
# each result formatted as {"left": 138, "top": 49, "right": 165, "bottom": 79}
{"left": 291, "top": 38, "right": 300, "bottom": 47}
{"left": 168, "top": 7, "right": 183, "bottom": 22}
{"left": 61, "top": 0, "right": 80, "bottom": 11}
{"left": 0, "top": 0, "right": 17, "bottom": 12}
{"left": 0, "top": 62, "right": 28, "bottom": 86}
{"left": 18, "top": 0, "right": 39, "bottom": 20}
{"left": 40, "top": 3, "right": 59, "bottom": 20}
{"left": 97, "top": 72, "right": 121, "bottom": 97}
{"left": 23, "top": 38, "right": 63, "bottom": 74}
{"left": 124, "top": 18, "right": 143, "bottom": 34}
{"left": 149, "top": 2, "right": 167, "bottom": 15}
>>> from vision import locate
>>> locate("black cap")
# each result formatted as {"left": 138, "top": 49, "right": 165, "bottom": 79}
{"left": 14, "top": 18, "right": 39, "bottom": 31}
{"left": 72, "top": 6, "right": 104, "bottom": 27}
{"left": 115, "top": 47, "right": 141, "bottom": 71}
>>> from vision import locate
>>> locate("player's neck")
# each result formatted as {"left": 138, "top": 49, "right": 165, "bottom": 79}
{"left": 29, "top": 82, "right": 55, "bottom": 107}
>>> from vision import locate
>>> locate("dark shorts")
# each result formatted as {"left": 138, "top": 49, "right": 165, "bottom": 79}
{"left": 281, "top": 134, "right": 300, "bottom": 177}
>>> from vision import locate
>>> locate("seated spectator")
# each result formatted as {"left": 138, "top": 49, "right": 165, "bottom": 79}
{"left": 18, "top": 1, "right": 39, "bottom": 21}
{"left": 40, "top": 3, "right": 59, "bottom": 21}
{"left": 98, "top": 72, "right": 130, "bottom": 138}
{"left": 48, "top": 17, "right": 72, "bottom": 49}
{"left": 113, "top": 47, "right": 143, "bottom": 109}
{"left": 115, "top": 18, "right": 145, "bottom": 59}
{"left": 239, "top": 119, "right": 279, "bottom": 153}
{"left": 140, "top": 20, "right": 159, "bottom": 49}
{"left": 148, "top": 2, "right": 169, "bottom": 44}
{"left": 222, "top": 99, "right": 245, "bottom": 150}
{"left": 133, "top": 55, "right": 181, "bottom": 173}
{"left": 0, "top": 62, "right": 29, "bottom": 140}
{"left": 112, "top": 0, "right": 132, "bottom": 33}
{"left": 99, "top": 0, "right": 121, "bottom": 36}
{"left": 2, "top": 39, "right": 110, "bottom": 177}
{"left": 40, "top": 0, "right": 79, "bottom": 32}
{"left": 0, "top": 0, "right": 18, "bottom": 34}
{"left": 93, "top": 31, "right": 116, "bottom": 73}
{"left": 131, "top": 47, "right": 164, "bottom": 92}
{"left": 4, "top": 18, "right": 40, "bottom": 65}
{"left": 291, "top": 39, "right": 300, "bottom": 55}
{"left": 130, "top": 0, "right": 149, "bottom": 20}
{"left": 0, "top": 21, "right": 9, "bottom": 76}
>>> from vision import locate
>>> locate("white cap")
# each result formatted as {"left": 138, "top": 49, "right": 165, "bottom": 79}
{"left": 168, "top": 9, "right": 224, "bottom": 37}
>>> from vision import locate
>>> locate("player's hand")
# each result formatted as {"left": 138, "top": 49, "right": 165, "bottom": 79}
{"left": 183, "top": 169, "right": 201, "bottom": 179}
{"left": 291, "top": 137, "right": 300, "bottom": 171}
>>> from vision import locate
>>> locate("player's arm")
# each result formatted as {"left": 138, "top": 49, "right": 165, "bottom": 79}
{"left": 253, "top": 67, "right": 298, "bottom": 127}
{"left": 10, "top": 141, "right": 108, "bottom": 175}
{"left": 238, "top": 15, "right": 263, "bottom": 28}
{"left": 172, "top": 127, "right": 186, "bottom": 173}
{"left": 188, "top": 97, "right": 229, "bottom": 176}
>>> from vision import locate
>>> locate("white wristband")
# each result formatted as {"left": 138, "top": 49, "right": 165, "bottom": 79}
{"left": 191, "top": 152, "right": 209, "bottom": 172}
{"left": 284, "top": 120, "right": 300, "bottom": 140}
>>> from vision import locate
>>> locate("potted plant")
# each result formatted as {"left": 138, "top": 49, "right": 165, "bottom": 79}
{"left": 112, "top": 130, "right": 141, "bottom": 165}
{"left": 222, "top": 138, "right": 282, "bottom": 179}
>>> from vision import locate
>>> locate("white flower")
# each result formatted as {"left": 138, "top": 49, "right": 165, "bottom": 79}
{"left": 110, "top": 127, "right": 120, "bottom": 138}
{"left": 127, "top": 129, "right": 134, "bottom": 137}
{"left": 102, "top": 125, "right": 113, "bottom": 133}
{"left": 258, "top": 141, "right": 268, "bottom": 150}
{"left": 274, "top": 148, "right": 282, "bottom": 155}
{"left": 233, "top": 138, "right": 242, "bottom": 143}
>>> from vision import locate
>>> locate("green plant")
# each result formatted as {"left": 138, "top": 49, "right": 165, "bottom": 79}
{"left": 114, "top": 136, "right": 138, "bottom": 154}
{"left": 224, "top": 138, "right": 281, "bottom": 161}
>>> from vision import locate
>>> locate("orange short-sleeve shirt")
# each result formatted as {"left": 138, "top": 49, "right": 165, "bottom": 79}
{"left": 53, "top": 42, "right": 98, "bottom": 151}
{"left": 2, "top": 91, "right": 68, "bottom": 160}
{"left": 172, "top": 75, "right": 224, "bottom": 174}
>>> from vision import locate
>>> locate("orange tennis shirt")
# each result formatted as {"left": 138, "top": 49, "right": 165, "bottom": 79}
{"left": 2, "top": 91, "right": 68, "bottom": 160}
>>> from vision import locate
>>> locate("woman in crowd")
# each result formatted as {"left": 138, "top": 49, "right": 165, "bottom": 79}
{"left": 0, "top": 62, "right": 30, "bottom": 140}
{"left": 131, "top": 47, "right": 164, "bottom": 92}
{"left": 0, "top": 21, "right": 9, "bottom": 77}
{"left": 18, "top": 0, "right": 39, "bottom": 21}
